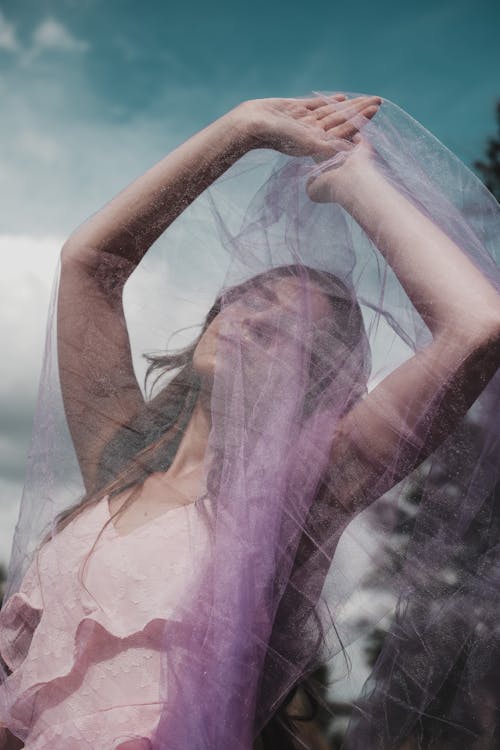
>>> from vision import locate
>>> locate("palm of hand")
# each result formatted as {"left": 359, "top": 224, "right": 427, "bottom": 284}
{"left": 246, "top": 93, "right": 381, "bottom": 161}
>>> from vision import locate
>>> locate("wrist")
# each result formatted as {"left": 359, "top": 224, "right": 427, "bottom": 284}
{"left": 224, "top": 100, "right": 283, "bottom": 152}
{"left": 332, "top": 160, "right": 382, "bottom": 207}
{"left": 216, "top": 104, "right": 261, "bottom": 157}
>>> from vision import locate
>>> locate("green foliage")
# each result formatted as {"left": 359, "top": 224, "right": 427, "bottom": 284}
{"left": 474, "top": 100, "right": 500, "bottom": 202}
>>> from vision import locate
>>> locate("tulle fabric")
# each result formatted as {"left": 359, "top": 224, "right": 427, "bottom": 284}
{"left": 1, "top": 93, "right": 500, "bottom": 749}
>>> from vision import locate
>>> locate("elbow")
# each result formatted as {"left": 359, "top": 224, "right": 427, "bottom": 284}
{"left": 60, "top": 237, "right": 93, "bottom": 266}
{"left": 60, "top": 238, "right": 85, "bottom": 268}
{"left": 444, "top": 309, "right": 500, "bottom": 351}
{"left": 434, "top": 311, "right": 500, "bottom": 380}
{"left": 59, "top": 240, "right": 109, "bottom": 280}
{"left": 484, "top": 315, "right": 500, "bottom": 369}
{"left": 459, "top": 313, "right": 500, "bottom": 374}
{"left": 473, "top": 311, "right": 500, "bottom": 348}
{"left": 60, "top": 232, "right": 106, "bottom": 268}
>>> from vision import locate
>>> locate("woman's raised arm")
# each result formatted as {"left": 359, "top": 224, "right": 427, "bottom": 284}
{"left": 307, "top": 137, "right": 500, "bottom": 513}
{"left": 58, "top": 94, "right": 379, "bottom": 492}
{"left": 58, "top": 107, "right": 256, "bottom": 492}
{"left": 57, "top": 108, "right": 260, "bottom": 491}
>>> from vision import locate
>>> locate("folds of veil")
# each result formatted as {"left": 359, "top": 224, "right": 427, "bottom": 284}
{"left": 2, "top": 93, "right": 500, "bottom": 749}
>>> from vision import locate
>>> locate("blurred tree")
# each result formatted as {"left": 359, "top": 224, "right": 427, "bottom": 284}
{"left": 329, "top": 97, "right": 500, "bottom": 750}
{"left": 260, "top": 663, "right": 354, "bottom": 749}
{"left": 474, "top": 100, "right": 500, "bottom": 202}
{"left": 296, "top": 96, "right": 500, "bottom": 750}
{"left": 354, "top": 466, "right": 500, "bottom": 749}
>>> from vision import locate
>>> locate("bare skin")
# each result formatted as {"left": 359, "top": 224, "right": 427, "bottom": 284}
{"left": 308, "top": 135, "right": 500, "bottom": 514}
{"left": 4, "top": 94, "right": 495, "bottom": 749}
{"left": 60, "top": 93, "right": 500, "bottom": 532}
{"left": 58, "top": 92, "right": 382, "bottom": 513}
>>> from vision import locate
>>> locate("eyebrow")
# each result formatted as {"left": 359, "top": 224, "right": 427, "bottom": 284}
{"left": 259, "top": 284, "right": 281, "bottom": 304}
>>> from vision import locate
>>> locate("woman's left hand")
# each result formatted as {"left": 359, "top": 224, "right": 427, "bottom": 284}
{"left": 306, "top": 134, "right": 377, "bottom": 203}
{"left": 237, "top": 93, "right": 381, "bottom": 160}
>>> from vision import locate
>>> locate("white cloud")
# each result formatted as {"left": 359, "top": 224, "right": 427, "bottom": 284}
{"left": 0, "top": 42, "right": 245, "bottom": 568}
{"left": 0, "top": 13, "right": 89, "bottom": 65}
{"left": 32, "top": 18, "right": 89, "bottom": 54}
{"left": 0, "top": 55, "right": 200, "bottom": 569}
{"left": 0, "top": 11, "right": 20, "bottom": 52}
{"left": 0, "top": 60, "right": 187, "bottom": 237}
{"left": 16, "top": 129, "right": 63, "bottom": 164}
{"left": 0, "top": 234, "right": 61, "bottom": 404}
{"left": 0, "top": 231, "right": 220, "bottom": 564}
{"left": 0, "top": 235, "right": 61, "bottom": 562}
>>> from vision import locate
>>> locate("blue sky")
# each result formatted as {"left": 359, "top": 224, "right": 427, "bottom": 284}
{"left": 0, "top": 0, "right": 499, "bottom": 562}
{"left": 1, "top": 0, "right": 499, "bottom": 234}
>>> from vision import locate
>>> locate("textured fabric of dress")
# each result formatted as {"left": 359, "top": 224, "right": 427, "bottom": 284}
{"left": 1, "top": 92, "right": 500, "bottom": 749}
{"left": 0, "top": 497, "right": 211, "bottom": 748}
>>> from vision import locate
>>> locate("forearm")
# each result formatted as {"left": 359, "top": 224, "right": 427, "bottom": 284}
{"left": 62, "top": 106, "right": 253, "bottom": 272}
{"left": 60, "top": 92, "right": 377, "bottom": 282}
{"left": 335, "top": 164, "right": 500, "bottom": 340}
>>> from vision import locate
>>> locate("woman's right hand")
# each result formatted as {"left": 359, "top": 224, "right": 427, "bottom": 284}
{"left": 236, "top": 93, "right": 381, "bottom": 160}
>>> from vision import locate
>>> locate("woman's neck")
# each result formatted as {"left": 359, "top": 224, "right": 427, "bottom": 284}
{"left": 165, "top": 392, "right": 211, "bottom": 479}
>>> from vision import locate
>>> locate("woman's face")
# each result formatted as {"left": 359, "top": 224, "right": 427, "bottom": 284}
{"left": 192, "top": 276, "right": 333, "bottom": 380}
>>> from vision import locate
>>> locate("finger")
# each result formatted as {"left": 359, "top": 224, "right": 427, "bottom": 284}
{"left": 305, "top": 93, "right": 381, "bottom": 116}
{"left": 321, "top": 101, "right": 380, "bottom": 132}
{"left": 363, "top": 104, "right": 380, "bottom": 118}
{"left": 325, "top": 110, "right": 378, "bottom": 142}
{"left": 311, "top": 99, "right": 380, "bottom": 131}
{"left": 324, "top": 105, "right": 379, "bottom": 140}
{"left": 300, "top": 93, "right": 347, "bottom": 110}
{"left": 316, "top": 94, "right": 382, "bottom": 109}
{"left": 316, "top": 96, "right": 381, "bottom": 123}
{"left": 326, "top": 120, "right": 361, "bottom": 141}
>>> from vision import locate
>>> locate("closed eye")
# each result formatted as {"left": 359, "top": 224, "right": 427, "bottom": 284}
{"left": 247, "top": 321, "right": 276, "bottom": 346}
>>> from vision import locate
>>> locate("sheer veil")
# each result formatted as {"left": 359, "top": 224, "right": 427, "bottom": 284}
{"left": 1, "top": 93, "right": 500, "bottom": 749}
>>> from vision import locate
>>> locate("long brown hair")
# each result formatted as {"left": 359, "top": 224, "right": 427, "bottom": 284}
{"left": 53, "top": 264, "right": 367, "bottom": 533}
{"left": 48, "top": 264, "right": 368, "bottom": 747}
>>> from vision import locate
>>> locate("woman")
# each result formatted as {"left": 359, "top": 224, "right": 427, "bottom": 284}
{"left": 1, "top": 93, "right": 500, "bottom": 749}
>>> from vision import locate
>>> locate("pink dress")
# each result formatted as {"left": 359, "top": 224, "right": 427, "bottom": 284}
{"left": 0, "top": 496, "right": 212, "bottom": 749}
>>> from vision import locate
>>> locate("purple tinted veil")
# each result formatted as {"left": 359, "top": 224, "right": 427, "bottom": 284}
{"left": 1, "top": 94, "right": 500, "bottom": 749}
